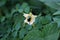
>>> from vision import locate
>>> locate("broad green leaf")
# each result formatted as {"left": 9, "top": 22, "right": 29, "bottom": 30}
{"left": 42, "top": 22, "right": 59, "bottom": 40}
{"left": 45, "top": 15, "right": 52, "bottom": 21}
{"left": 44, "top": 32, "right": 59, "bottom": 40}
{"left": 23, "top": 29, "right": 41, "bottom": 40}
{"left": 33, "top": 15, "right": 42, "bottom": 29}
{"left": 34, "top": 14, "right": 51, "bottom": 29}
{"left": 53, "top": 10, "right": 60, "bottom": 15}
{"left": 19, "top": 28, "right": 28, "bottom": 39}
{"left": 53, "top": 17, "right": 60, "bottom": 27}
{"left": 42, "top": 22, "right": 58, "bottom": 36}
{"left": 23, "top": 22, "right": 59, "bottom": 40}
{"left": 40, "top": 16, "right": 51, "bottom": 25}
{"left": 39, "top": 0, "right": 60, "bottom": 10}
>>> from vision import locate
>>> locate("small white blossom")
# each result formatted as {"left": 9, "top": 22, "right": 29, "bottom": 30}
{"left": 23, "top": 12, "right": 37, "bottom": 25}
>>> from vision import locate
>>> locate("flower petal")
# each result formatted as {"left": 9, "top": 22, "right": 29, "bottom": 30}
{"left": 23, "top": 13, "right": 29, "bottom": 17}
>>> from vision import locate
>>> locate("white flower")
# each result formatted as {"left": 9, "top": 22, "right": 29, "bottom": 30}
{"left": 23, "top": 12, "right": 37, "bottom": 25}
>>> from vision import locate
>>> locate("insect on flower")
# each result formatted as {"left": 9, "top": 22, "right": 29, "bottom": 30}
{"left": 23, "top": 12, "right": 37, "bottom": 25}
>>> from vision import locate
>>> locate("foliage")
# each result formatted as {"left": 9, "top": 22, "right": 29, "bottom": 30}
{"left": 0, "top": 0, "right": 60, "bottom": 40}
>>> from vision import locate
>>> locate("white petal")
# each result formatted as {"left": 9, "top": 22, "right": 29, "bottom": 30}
{"left": 24, "top": 19, "right": 27, "bottom": 23}
{"left": 29, "top": 18, "right": 35, "bottom": 25}
{"left": 34, "top": 16, "right": 37, "bottom": 17}
{"left": 23, "top": 13, "right": 28, "bottom": 17}
{"left": 24, "top": 19, "right": 30, "bottom": 24}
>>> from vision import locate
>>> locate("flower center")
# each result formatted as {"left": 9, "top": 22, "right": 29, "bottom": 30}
{"left": 27, "top": 16, "right": 31, "bottom": 22}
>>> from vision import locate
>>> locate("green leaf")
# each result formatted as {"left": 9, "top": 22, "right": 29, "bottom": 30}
{"left": 19, "top": 28, "right": 28, "bottom": 39}
{"left": 18, "top": 7, "right": 23, "bottom": 13}
{"left": 42, "top": 22, "right": 59, "bottom": 40}
{"left": 15, "top": 4, "right": 20, "bottom": 10}
{"left": 28, "top": 0, "right": 42, "bottom": 7}
{"left": 13, "top": 13, "right": 25, "bottom": 31}
{"left": 0, "top": 16, "right": 5, "bottom": 22}
{"left": 24, "top": 6, "right": 30, "bottom": 13}
{"left": 14, "top": 21, "right": 21, "bottom": 31}
{"left": 25, "top": 24, "right": 32, "bottom": 30}
{"left": 53, "top": 17, "right": 60, "bottom": 27}
{"left": 33, "top": 15, "right": 42, "bottom": 29}
{"left": 53, "top": 10, "right": 60, "bottom": 15}
{"left": 40, "top": 16, "right": 51, "bottom": 25}
{"left": 23, "top": 22, "right": 59, "bottom": 40}
{"left": 21, "top": 2, "right": 28, "bottom": 9}
{"left": 12, "top": 31, "right": 17, "bottom": 38}
{"left": 39, "top": 0, "right": 60, "bottom": 10}
{"left": 0, "top": 0, "right": 7, "bottom": 7}
{"left": 19, "top": 2, "right": 30, "bottom": 13}
{"left": 23, "top": 29, "right": 41, "bottom": 40}
{"left": 15, "top": 4, "right": 23, "bottom": 13}
{"left": 42, "top": 22, "right": 58, "bottom": 36}
{"left": 11, "top": 8, "right": 17, "bottom": 16}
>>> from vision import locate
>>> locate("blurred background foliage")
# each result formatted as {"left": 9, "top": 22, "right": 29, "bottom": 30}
{"left": 0, "top": 0, "right": 60, "bottom": 40}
